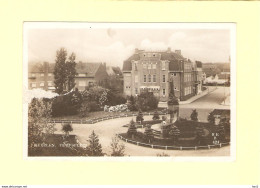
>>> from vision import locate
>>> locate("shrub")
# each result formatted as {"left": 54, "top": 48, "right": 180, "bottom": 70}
{"left": 81, "top": 86, "right": 108, "bottom": 108}
{"left": 190, "top": 109, "right": 198, "bottom": 121}
{"left": 51, "top": 90, "right": 82, "bottom": 117}
{"left": 144, "top": 124, "right": 154, "bottom": 143}
{"left": 62, "top": 123, "right": 73, "bottom": 137}
{"left": 79, "top": 102, "right": 90, "bottom": 117}
{"left": 153, "top": 111, "right": 160, "bottom": 120}
{"left": 169, "top": 125, "right": 181, "bottom": 144}
{"left": 106, "top": 92, "right": 127, "bottom": 106}
{"left": 127, "top": 119, "right": 137, "bottom": 139}
{"left": 207, "top": 111, "right": 215, "bottom": 124}
{"left": 110, "top": 136, "right": 125, "bottom": 156}
{"left": 127, "top": 95, "right": 137, "bottom": 111}
{"left": 136, "top": 91, "right": 158, "bottom": 111}
{"left": 88, "top": 101, "right": 101, "bottom": 112}
{"left": 136, "top": 110, "right": 144, "bottom": 123}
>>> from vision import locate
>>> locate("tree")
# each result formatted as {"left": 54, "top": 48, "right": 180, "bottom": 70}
{"left": 127, "top": 95, "right": 137, "bottom": 111}
{"left": 54, "top": 48, "right": 67, "bottom": 94}
{"left": 190, "top": 109, "right": 198, "bottom": 121}
{"left": 85, "top": 131, "right": 103, "bottom": 156}
{"left": 79, "top": 102, "right": 90, "bottom": 117}
{"left": 207, "top": 111, "right": 215, "bottom": 124}
{"left": 144, "top": 124, "right": 154, "bottom": 143}
{"left": 169, "top": 125, "right": 181, "bottom": 144}
{"left": 110, "top": 136, "right": 125, "bottom": 156}
{"left": 152, "top": 111, "right": 160, "bottom": 120}
{"left": 136, "top": 109, "right": 144, "bottom": 124}
{"left": 28, "top": 98, "right": 55, "bottom": 145}
{"left": 127, "top": 119, "right": 137, "bottom": 139}
{"left": 62, "top": 123, "right": 73, "bottom": 137}
{"left": 66, "top": 53, "right": 77, "bottom": 91}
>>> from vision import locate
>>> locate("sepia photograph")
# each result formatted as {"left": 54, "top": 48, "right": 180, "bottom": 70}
{"left": 23, "top": 22, "right": 235, "bottom": 159}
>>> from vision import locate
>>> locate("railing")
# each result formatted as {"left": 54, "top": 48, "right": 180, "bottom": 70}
{"left": 49, "top": 112, "right": 167, "bottom": 125}
{"left": 116, "top": 134, "right": 230, "bottom": 150}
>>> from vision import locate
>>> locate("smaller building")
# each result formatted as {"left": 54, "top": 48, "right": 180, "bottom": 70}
{"left": 75, "top": 62, "right": 108, "bottom": 91}
{"left": 28, "top": 61, "right": 108, "bottom": 92}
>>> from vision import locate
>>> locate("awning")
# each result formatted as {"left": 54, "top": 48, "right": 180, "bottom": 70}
{"left": 140, "top": 86, "right": 160, "bottom": 90}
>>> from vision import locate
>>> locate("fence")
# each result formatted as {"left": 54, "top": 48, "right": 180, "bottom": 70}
{"left": 116, "top": 134, "right": 230, "bottom": 150}
{"left": 49, "top": 112, "right": 167, "bottom": 125}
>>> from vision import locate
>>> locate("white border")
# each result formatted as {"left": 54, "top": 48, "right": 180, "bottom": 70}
{"left": 23, "top": 22, "right": 236, "bottom": 162}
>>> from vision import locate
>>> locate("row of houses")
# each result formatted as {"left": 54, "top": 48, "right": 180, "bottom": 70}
{"left": 28, "top": 62, "right": 121, "bottom": 91}
{"left": 28, "top": 48, "right": 230, "bottom": 102}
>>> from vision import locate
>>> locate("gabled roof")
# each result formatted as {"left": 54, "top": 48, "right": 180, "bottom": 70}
{"left": 28, "top": 62, "right": 55, "bottom": 73}
{"left": 122, "top": 50, "right": 185, "bottom": 72}
{"left": 28, "top": 62, "right": 102, "bottom": 77}
{"left": 76, "top": 62, "right": 102, "bottom": 77}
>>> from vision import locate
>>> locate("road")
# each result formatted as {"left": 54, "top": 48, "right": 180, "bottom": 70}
{"left": 54, "top": 115, "right": 230, "bottom": 157}
{"left": 181, "top": 86, "right": 230, "bottom": 109}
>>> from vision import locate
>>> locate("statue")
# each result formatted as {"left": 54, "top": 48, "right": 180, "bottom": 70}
{"left": 167, "top": 75, "right": 179, "bottom": 123}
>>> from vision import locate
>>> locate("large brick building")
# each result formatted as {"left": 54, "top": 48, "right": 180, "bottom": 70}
{"left": 28, "top": 61, "right": 108, "bottom": 92}
{"left": 122, "top": 48, "right": 203, "bottom": 102}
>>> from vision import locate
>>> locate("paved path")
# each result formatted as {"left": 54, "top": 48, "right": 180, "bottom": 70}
{"left": 54, "top": 115, "right": 230, "bottom": 156}
{"left": 180, "top": 86, "right": 230, "bottom": 109}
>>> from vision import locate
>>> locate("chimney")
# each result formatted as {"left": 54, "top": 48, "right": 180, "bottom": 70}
{"left": 175, "top": 50, "right": 181, "bottom": 55}
{"left": 167, "top": 47, "right": 171, "bottom": 53}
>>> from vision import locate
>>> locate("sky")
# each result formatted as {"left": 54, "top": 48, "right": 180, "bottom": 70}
{"left": 27, "top": 27, "right": 230, "bottom": 68}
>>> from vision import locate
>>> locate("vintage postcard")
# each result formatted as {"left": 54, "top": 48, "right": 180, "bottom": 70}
{"left": 23, "top": 22, "right": 236, "bottom": 160}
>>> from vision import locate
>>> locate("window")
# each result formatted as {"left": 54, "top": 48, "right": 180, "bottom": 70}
{"left": 31, "top": 83, "right": 36, "bottom": 88}
{"left": 40, "top": 73, "right": 44, "bottom": 77}
{"left": 126, "top": 86, "right": 131, "bottom": 89}
{"left": 148, "top": 64, "right": 151, "bottom": 69}
{"left": 163, "top": 89, "right": 166, "bottom": 96}
{"left": 163, "top": 75, "right": 166, "bottom": 82}
{"left": 40, "top": 82, "right": 44, "bottom": 87}
{"left": 143, "top": 63, "right": 147, "bottom": 69}
{"left": 48, "top": 82, "right": 52, "bottom": 86}
{"left": 31, "top": 73, "right": 35, "bottom": 77}
{"left": 153, "top": 75, "right": 156, "bottom": 82}
{"left": 152, "top": 64, "right": 156, "bottom": 69}
{"left": 148, "top": 75, "right": 151, "bottom": 82}
{"left": 48, "top": 73, "right": 52, "bottom": 77}
{"left": 144, "top": 75, "right": 146, "bottom": 82}
{"left": 135, "top": 75, "right": 138, "bottom": 83}
{"left": 79, "top": 81, "right": 86, "bottom": 87}
{"left": 162, "top": 61, "right": 166, "bottom": 70}
{"left": 174, "top": 73, "right": 176, "bottom": 76}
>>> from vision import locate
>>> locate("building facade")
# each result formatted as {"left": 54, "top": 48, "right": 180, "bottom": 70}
{"left": 28, "top": 62, "right": 108, "bottom": 92}
{"left": 28, "top": 62, "right": 55, "bottom": 91}
{"left": 122, "top": 48, "right": 203, "bottom": 102}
